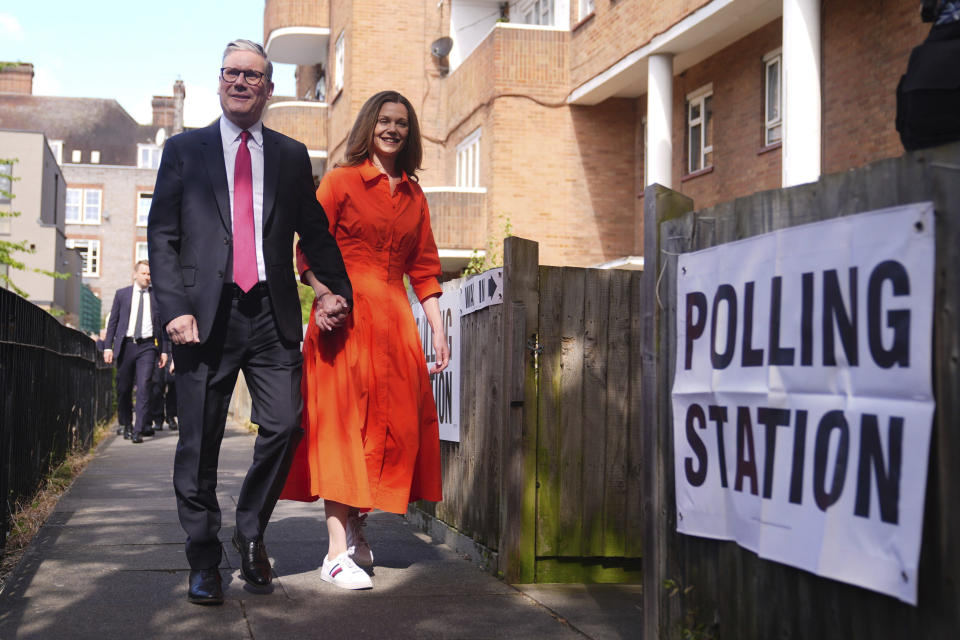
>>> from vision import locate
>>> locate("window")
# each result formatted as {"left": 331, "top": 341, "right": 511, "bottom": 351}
{"left": 521, "top": 0, "right": 553, "bottom": 25}
{"left": 334, "top": 32, "right": 345, "bottom": 94}
{"left": 135, "top": 241, "right": 149, "bottom": 262}
{"left": 48, "top": 140, "right": 63, "bottom": 164}
{"left": 66, "top": 188, "right": 102, "bottom": 224}
{"left": 71, "top": 149, "right": 82, "bottom": 163}
{"left": 764, "top": 50, "right": 782, "bottom": 147}
{"left": 687, "top": 85, "right": 714, "bottom": 174}
{"left": 91, "top": 150, "right": 101, "bottom": 164}
{"left": 138, "top": 144, "right": 161, "bottom": 169}
{"left": 137, "top": 192, "right": 153, "bottom": 227}
{"left": 66, "top": 239, "right": 101, "bottom": 277}
{"left": 0, "top": 162, "right": 11, "bottom": 204}
{"left": 579, "top": 0, "right": 595, "bottom": 20}
{"left": 456, "top": 128, "right": 482, "bottom": 188}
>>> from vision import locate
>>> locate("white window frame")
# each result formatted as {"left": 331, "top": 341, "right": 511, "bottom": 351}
{"left": 334, "top": 31, "right": 345, "bottom": 94}
{"left": 90, "top": 150, "right": 101, "bottom": 164}
{"left": 71, "top": 149, "right": 82, "bottom": 163}
{"left": 135, "top": 241, "right": 149, "bottom": 262}
{"left": 686, "top": 84, "right": 714, "bottom": 174}
{"left": 48, "top": 140, "right": 63, "bottom": 164}
{"left": 66, "top": 239, "right": 101, "bottom": 277}
{"left": 136, "top": 191, "right": 153, "bottom": 227}
{"left": 456, "top": 128, "right": 482, "bottom": 189}
{"left": 137, "top": 144, "right": 161, "bottom": 169}
{"left": 519, "top": 0, "right": 554, "bottom": 25}
{"left": 764, "top": 49, "right": 783, "bottom": 147}
{"left": 66, "top": 188, "right": 102, "bottom": 224}
{"left": 579, "top": 0, "right": 595, "bottom": 20}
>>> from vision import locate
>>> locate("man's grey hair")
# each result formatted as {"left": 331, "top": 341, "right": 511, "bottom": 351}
{"left": 222, "top": 39, "right": 273, "bottom": 82}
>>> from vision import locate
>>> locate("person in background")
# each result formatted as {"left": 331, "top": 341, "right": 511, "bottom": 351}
{"left": 103, "top": 260, "right": 169, "bottom": 443}
{"left": 281, "top": 90, "right": 448, "bottom": 591}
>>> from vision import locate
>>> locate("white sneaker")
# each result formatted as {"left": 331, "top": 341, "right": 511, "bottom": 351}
{"left": 321, "top": 551, "right": 372, "bottom": 590}
{"left": 346, "top": 512, "right": 374, "bottom": 567}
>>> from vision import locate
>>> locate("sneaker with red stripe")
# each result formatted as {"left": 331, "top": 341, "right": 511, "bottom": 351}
{"left": 321, "top": 551, "right": 372, "bottom": 590}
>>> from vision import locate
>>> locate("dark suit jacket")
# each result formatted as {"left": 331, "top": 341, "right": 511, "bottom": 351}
{"left": 104, "top": 285, "right": 170, "bottom": 360}
{"left": 147, "top": 120, "right": 351, "bottom": 344}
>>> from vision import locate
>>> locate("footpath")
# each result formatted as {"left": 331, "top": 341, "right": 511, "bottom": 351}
{"left": 0, "top": 422, "right": 642, "bottom": 639}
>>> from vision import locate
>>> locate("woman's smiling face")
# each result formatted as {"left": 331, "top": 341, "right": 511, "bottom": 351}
{"left": 371, "top": 101, "right": 409, "bottom": 161}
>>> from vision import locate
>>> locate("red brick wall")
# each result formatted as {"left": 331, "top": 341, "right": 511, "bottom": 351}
{"left": 669, "top": 19, "right": 783, "bottom": 210}
{"left": 821, "top": 0, "right": 928, "bottom": 174}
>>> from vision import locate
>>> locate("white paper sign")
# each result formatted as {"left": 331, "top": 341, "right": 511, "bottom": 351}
{"left": 672, "top": 203, "right": 935, "bottom": 604}
{"left": 412, "top": 278, "right": 461, "bottom": 442}
{"left": 460, "top": 268, "right": 503, "bottom": 316}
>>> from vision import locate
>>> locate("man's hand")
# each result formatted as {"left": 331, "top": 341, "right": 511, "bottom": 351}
{"left": 103, "top": 348, "right": 114, "bottom": 365}
{"left": 314, "top": 294, "right": 349, "bottom": 332}
{"left": 167, "top": 314, "right": 200, "bottom": 344}
{"left": 158, "top": 352, "right": 169, "bottom": 369}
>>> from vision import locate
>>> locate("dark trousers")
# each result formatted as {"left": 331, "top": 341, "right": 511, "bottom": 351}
{"left": 150, "top": 363, "right": 177, "bottom": 423}
{"left": 172, "top": 286, "right": 304, "bottom": 570}
{"left": 116, "top": 339, "right": 159, "bottom": 435}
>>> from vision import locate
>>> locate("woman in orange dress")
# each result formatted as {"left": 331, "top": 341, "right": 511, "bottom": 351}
{"left": 280, "top": 91, "right": 449, "bottom": 590}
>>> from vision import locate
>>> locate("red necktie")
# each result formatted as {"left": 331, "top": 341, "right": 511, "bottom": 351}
{"left": 233, "top": 130, "right": 257, "bottom": 292}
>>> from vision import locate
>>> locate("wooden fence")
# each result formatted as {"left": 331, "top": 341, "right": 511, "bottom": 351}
{"left": 641, "top": 142, "right": 960, "bottom": 639}
{"left": 414, "top": 239, "right": 645, "bottom": 584}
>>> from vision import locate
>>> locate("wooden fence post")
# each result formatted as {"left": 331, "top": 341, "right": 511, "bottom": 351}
{"left": 640, "top": 184, "right": 694, "bottom": 640}
{"left": 499, "top": 237, "right": 539, "bottom": 583}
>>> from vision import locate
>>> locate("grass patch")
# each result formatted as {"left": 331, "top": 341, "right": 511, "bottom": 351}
{"left": 0, "top": 420, "right": 112, "bottom": 591}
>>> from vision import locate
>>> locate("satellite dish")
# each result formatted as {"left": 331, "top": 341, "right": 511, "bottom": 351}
{"left": 430, "top": 37, "right": 453, "bottom": 58}
{"left": 155, "top": 127, "right": 167, "bottom": 146}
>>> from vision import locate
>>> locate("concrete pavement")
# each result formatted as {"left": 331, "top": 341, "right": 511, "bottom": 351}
{"left": 0, "top": 422, "right": 642, "bottom": 639}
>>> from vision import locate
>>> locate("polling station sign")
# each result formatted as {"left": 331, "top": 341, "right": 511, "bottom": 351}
{"left": 412, "top": 278, "right": 462, "bottom": 442}
{"left": 672, "top": 202, "right": 935, "bottom": 604}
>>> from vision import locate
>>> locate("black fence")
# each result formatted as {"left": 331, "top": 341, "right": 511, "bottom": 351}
{"left": 0, "top": 287, "right": 114, "bottom": 550}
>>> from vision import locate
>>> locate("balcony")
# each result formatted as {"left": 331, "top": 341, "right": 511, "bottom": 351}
{"left": 264, "top": 0, "right": 330, "bottom": 65}
{"left": 423, "top": 188, "right": 487, "bottom": 261}
{"left": 263, "top": 99, "right": 327, "bottom": 175}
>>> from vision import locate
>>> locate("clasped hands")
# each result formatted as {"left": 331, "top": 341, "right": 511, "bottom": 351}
{"left": 314, "top": 292, "right": 350, "bottom": 332}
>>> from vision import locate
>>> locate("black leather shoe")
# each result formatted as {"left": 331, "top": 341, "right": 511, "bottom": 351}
{"left": 155, "top": 422, "right": 163, "bottom": 431}
{"left": 116, "top": 426, "right": 123, "bottom": 435}
{"left": 142, "top": 427, "right": 155, "bottom": 437}
{"left": 131, "top": 433, "right": 143, "bottom": 443}
{"left": 232, "top": 531, "right": 272, "bottom": 586}
{"left": 167, "top": 418, "right": 178, "bottom": 431}
{"left": 123, "top": 426, "right": 132, "bottom": 440}
{"left": 188, "top": 569, "right": 224, "bottom": 605}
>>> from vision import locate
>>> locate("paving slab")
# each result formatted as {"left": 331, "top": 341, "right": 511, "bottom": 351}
{"left": 0, "top": 421, "right": 639, "bottom": 639}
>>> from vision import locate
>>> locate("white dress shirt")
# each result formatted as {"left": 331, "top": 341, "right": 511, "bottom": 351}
{"left": 125, "top": 284, "right": 154, "bottom": 338}
{"left": 220, "top": 116, "right": 267, "bottom": 283}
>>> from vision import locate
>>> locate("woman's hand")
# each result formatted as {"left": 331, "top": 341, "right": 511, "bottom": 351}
{"left": 314, "top": 293, "right": 350, "bottom": 332}
{"left": 430, "top": 328, "right": 450, "bottom": 374}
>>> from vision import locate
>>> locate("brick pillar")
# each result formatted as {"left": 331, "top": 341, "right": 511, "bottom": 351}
{"left": 152, "top": 95, "right": 175, "bottom": 128}
{"left": 173, "top": 80, "right": 185, "bottom": 134}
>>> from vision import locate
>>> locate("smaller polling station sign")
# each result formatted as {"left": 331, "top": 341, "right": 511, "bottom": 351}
{"left": 672, "top": 202, "right": 935, "bottom": 604}
{"left": 412, "top": 278, "right": 462, "bottom": 442}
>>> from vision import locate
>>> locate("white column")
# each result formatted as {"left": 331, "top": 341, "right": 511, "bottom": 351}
{"left": 782, "top": 0, "right": 821, "bottom": 187}
{"left": 646, "top": 54, "right": 674, "bottom": 188}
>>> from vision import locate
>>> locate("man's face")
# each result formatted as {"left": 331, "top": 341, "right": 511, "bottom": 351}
{"left": 219, "top": 50, "right": 274, "bottom": 129}
{"left": 133, "top": 264, "right": 151, "bottom": 289}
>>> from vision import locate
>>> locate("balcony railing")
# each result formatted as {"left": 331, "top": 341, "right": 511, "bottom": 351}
{"left": 263, "top": 0, "right": 330, "bottom": 65}
{"left": 264, "top": 99, "right": 327, "bottom": 153}
{"left": 423, "top": 188, "right": 487, "bottom": 251}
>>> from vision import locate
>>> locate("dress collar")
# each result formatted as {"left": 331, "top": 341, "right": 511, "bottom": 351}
{"left": 358, "top": 157, "right": 409, "bottom": 187}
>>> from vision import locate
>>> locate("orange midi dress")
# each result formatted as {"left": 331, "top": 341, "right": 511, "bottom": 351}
{"left": 280, "top": 159, "right": 443, "bottom": 514}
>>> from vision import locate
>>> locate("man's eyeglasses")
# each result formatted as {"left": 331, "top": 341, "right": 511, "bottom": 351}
{"left": 220, "top": 67, "right": 267, "bottom": 86}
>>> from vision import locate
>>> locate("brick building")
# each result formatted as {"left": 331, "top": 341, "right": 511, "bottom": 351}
{"left": 0, "top": 67, "right": 186, "bottom": 316}
{"left": 260, "top": 0, "right": 929, "bottom": 269}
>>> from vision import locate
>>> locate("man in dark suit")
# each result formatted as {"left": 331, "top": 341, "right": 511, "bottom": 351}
{"left": 103, "top": 260, "right": 170, "bottom": 444}
{"left": 148, "top": 39, "right": 351, "bottom": 606}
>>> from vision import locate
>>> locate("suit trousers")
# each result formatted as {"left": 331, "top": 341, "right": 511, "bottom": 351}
{"left": 172, "top": 285, "right": 304, "bottom": 570}
{"left": 116, "top": 339, "right": 159, "bottom": 435}
{"left": 149, "top": 363, "right": 177, "bottom": 424}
